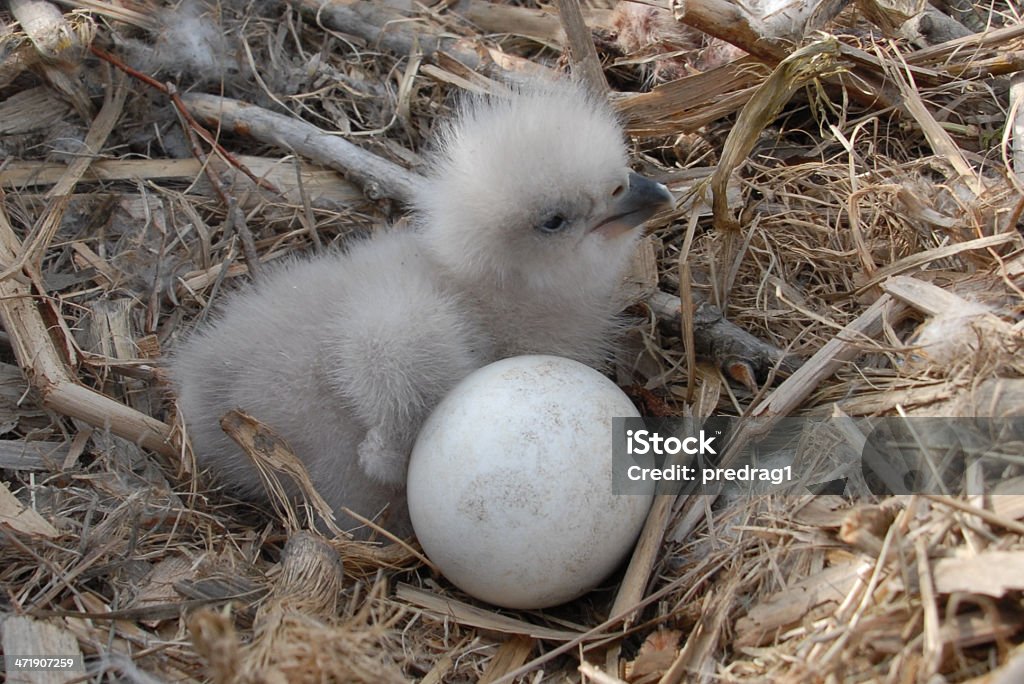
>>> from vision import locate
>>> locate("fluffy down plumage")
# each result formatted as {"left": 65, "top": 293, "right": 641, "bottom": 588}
{"left": 170, "top": 82, "right": 673, "bottom": 538}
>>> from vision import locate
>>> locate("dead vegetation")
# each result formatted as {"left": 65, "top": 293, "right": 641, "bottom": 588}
{"left": 1, "top": 0, "right": 1023, "bottom": 682}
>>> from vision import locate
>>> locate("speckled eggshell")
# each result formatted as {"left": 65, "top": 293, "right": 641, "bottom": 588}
{"left": 407, "top": 354, "right": 654, "bottom": 609}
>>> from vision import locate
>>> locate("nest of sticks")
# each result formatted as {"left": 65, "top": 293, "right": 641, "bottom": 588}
{"left": 1, "top": 0, "right": 1024, "bottom": 681}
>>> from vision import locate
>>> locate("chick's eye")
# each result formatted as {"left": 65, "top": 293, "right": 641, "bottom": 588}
{"left": 537, "top": 213, "right": 568, "bottom": 234}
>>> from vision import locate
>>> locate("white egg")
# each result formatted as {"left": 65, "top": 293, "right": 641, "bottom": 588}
{"left": 407, "top": 355, "right": 654, "bottom": 609}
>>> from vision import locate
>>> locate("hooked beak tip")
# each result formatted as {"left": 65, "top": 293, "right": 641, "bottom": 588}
{"left": 592, "top": 172, "right": 674, "bottom": 238}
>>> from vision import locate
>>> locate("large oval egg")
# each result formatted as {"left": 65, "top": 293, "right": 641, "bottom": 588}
{"left": 407, "top": 355, "right": 654, "bottom": 609}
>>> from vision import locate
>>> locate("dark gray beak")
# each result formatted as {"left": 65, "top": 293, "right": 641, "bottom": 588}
{"left": 591, "top": 173, "right": 674, "bottom": 238}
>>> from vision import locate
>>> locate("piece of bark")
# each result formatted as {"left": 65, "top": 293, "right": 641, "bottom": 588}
{"left": 0, "top": 479, "right": 59, "bottom": 537}
{"left": 127, "top": 555, "right": 195, "bottom": 628}
{"left": 480, "top": 636, "right": 534, "bottom": 684}
{"left": 0, "top": 441, "right": 67, "bottom": 471}
{"left": 615, "top": 58, "right": 765, "bottom": 136}
{"left": 0, "top": 87, "right": 73, "bottom": 136}
{"left": 931, "top": 551, "right": 1024, "bottom": 598}
{"left": 883, "top": 274, "right": 1016, "bottom": 342}
{"left": 395, "top": 584, "right": 584, "bottom": 642}
{"left": 80, "top": 298, "right": 155, "bottom": 414}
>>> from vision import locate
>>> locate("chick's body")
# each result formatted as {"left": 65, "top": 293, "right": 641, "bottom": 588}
{"left": 173, "top": 233, "right": 487, "bottom": 535}
{"left": 171, "top": 84, "right": 673, "bottom": 538}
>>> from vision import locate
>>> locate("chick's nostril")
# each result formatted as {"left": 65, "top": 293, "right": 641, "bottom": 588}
{"left": 611, "top": 184, "right": 626, "bottom": 198}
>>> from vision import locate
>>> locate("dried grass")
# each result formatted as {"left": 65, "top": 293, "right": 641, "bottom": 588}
{"left": 1, "top": 0, "right": 1023, "bottom": 682}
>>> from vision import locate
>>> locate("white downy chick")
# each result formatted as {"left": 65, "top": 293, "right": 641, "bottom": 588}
{"left": 170, "top": 82, "right": 673, "bottom": 538}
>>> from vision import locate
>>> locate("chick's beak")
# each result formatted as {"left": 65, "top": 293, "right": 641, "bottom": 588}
{"left": 591, "top": 172, "right": 674, "bottom": 238}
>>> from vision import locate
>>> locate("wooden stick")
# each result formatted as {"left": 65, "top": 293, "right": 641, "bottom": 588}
{"left": 0, "top": 479, "right": 59, "bottom": 537}
{"left": 555, "top": 0, "right": 608, "bottom": 97}
{"left": 672, "top": 0, "right": 851, "bottom": 63}
{"left": 182, "top": 93, "right": 426, "bottom": 205}
{"left": 463, "top": 2, "right": 610, "bottom": 46}
{"left": 906, "top": 22, "right": 1024, "bottom": 66}
{"left": 747, "top": 294, "right": 908, "bottom": 422}
{"left": 0, "top": 156, "right": 364, "bottom": 207}
{"left": 882, "top": 44, "right": 983, "bottom": 198}
{"left": 883, "top": 275, "right": 1017, "bottom": 337}
{"left": 922, "top": 495, "right": 1024, "bottom": 537}
{"left": 857, "top": 233, "right": 1021, "bottom": 291}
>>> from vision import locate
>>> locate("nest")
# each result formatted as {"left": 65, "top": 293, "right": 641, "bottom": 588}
{"left": 1, "top": 0, "right": 1023, "bottom": 682}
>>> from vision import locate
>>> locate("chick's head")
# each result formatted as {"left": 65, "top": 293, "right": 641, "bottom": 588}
{"left": 415, "top": 83, "right": 672, "bottom": 292}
